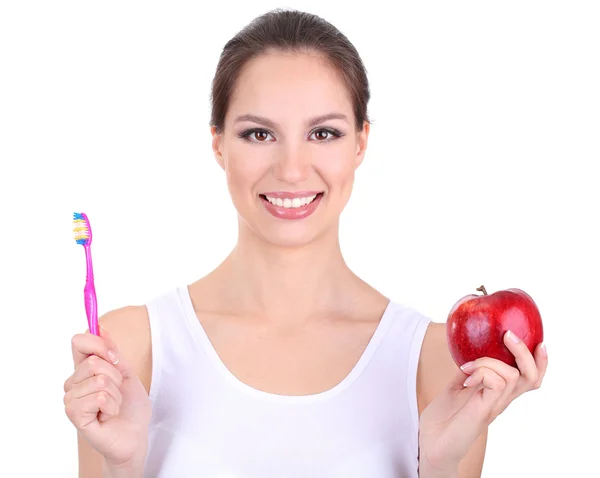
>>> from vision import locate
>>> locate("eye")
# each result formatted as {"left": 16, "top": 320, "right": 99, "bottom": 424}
{"left": 309, "top": 128, "right": 344, "bottom": 142}
{"left": 238, "top": 128, "right": 274, "bottom": 143}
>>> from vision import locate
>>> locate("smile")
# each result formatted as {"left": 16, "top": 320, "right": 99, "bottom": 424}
{"left": 259, "top": 191, "right": 324, "bottom": 220}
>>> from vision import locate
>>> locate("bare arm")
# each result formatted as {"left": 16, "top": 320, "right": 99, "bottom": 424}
{"left": 417, "top": 322, "right": 487, "bottom": 477}
{"left": 76, "top": 305, "right": 152, "bottom": 478}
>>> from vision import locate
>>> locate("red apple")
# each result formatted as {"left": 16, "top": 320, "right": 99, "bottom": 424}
{"left": 446, "top": 285, "right": 544, "bottom": 368}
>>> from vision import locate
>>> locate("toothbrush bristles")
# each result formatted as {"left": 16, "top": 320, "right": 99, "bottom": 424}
{"left": 73, "top": 212, "right": 90, "bottom": 245}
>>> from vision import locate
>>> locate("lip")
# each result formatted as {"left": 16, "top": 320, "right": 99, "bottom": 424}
{"left": 260, "top": 192, "right": 324, "bottom": 220}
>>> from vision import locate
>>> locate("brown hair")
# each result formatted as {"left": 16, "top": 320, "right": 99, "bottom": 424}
{"left": 209, "top": 8, "right": 371, "bottom": 134}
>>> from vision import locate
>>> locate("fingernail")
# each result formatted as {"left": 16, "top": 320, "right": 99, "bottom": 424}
{"left": 540, "top": 342, "right": 547, "bottom": 358}
{"left": 460, "top": 361, "right": 474, "bottom": 371}
{"left": 107, "top": 349, "right": 119, "bottom": 364}
{"left": 463, "top": 375, "right": 473, "bottom": 387}
{"left": 507, "top": 330, "right": 521, "bottom": 344}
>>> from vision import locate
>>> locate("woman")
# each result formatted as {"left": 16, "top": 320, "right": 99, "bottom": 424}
{"left": 63, "top": 9, "right": 547, "bottom": 477}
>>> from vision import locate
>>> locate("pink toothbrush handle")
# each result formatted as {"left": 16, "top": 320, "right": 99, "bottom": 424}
{"left": 83, "top": 243, "right": 99, "bottom": 335}
{"left": 85, "top": 280, "right": 99, "bottom": 335}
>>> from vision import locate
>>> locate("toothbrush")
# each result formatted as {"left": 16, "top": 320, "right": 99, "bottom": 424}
{"left": 73, "top": 212, "right": 99, "bottom": 336}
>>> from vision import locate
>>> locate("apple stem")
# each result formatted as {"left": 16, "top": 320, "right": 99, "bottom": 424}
{"left": 476, "top": 285, "right": 488, "bottom": 295}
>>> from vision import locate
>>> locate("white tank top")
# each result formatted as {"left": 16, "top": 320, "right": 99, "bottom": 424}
{"left": 143, "top": 286, "right": 431, "bottom": 477}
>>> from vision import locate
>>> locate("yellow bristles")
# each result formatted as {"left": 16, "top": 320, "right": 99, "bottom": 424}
{"left": 73, "top": 218, "right": 90, "bottom": 243}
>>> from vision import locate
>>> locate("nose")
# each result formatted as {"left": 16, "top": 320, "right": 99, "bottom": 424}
{"left": 272, "top": 144, "right": 311, "bottom": 184}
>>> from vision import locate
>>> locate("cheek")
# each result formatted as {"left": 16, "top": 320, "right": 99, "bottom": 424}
{"left": 317, "top": 151, "right": 357, "bottom": 191}
{"left": 226, "top": 152, "right": 262, "bottom": 184}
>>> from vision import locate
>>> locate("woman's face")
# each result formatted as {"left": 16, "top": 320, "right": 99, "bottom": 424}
{"left": 211, "top": 50, "right": 369, "bottom": 247}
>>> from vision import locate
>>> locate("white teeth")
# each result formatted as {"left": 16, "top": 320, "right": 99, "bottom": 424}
{"left": 265, "top": 194, "right": 318, "bottom": 208}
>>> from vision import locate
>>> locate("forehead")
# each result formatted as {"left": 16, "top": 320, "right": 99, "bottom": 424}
{"left": 227, "top": 51, "right": 352, "bottom": 122}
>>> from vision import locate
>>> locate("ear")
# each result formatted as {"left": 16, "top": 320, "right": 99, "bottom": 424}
{"left": 354, "top": 121, "right": 370, "bottom": 169}
{"left": 211, "top": 126, "right": 225, "bottom": 170}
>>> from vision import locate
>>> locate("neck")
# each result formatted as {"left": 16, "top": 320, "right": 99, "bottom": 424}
{"left": 213, "top": 222, "right": 361, "bottom": 322}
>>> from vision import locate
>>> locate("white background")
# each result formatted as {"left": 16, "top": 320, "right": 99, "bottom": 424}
{"left": 1, "top": 1, "right": 598, "bottom": 477}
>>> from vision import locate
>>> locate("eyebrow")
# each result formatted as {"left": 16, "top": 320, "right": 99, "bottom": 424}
{"left": 234, "top": 113, "right": 349, "bottom": 129}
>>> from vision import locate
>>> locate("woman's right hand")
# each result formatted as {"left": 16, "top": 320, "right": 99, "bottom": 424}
{"left": 64, "top": 325, "right": 152, "bottom": 470}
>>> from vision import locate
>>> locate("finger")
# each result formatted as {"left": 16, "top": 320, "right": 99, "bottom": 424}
{"left": 71, "top": 331, "right": 120, "bottom": 368}
{"left": 70, "top": 325, "right": 134, "bottom": 379}
{"left": 65, "top": 373, "right": 123, "bottom": 408}
{"left": 463, "top": 366, "right": 507, "bottom": 408}
{"left": 461, "top": 356, "right": 520, "bottom": 397}
{"left": 447, "top": 367, "right": 473, "bottom": 392}
{"left": 64, "top": 391, "right": 119, "bottom": 430}
{"left": 461, "top": 358, "right": 517, "bottom": 415}
{"left": 96, "top": 325, "right": 136, "bottom": 380}
{"left": 532, "top": 341, "right": 548, "bottom": 389}
{"left": 71, "top": 355, "right": 123, "bottom": 389}
{"left": 503, "top": 330, "right": 539, "bottom": 388}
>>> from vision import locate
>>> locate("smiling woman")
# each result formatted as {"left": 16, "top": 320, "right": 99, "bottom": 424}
{"left": 62, "top": 7, "right": 548, "bottom": 478}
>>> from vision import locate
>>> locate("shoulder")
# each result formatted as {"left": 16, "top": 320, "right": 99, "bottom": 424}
{"left": 416, "top": 321, "right": 460, "bottom": 413}
{"left": 99, "top": 305, "right": 152, "bottom": 394}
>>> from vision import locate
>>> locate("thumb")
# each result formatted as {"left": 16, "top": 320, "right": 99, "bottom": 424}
{"left": 98, "top": 325, "right": 136, "bottom": 379}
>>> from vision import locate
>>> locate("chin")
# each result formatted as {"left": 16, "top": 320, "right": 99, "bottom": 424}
{"left": 261, "top": 227, "right": 325, "bottom": 248}
{"left": 241, "top": 215, "right": 335, "bottom": 249}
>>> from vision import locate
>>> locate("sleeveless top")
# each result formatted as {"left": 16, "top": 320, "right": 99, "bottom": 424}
{"left": 143, "top": 286, "right": 432, "bottom": 477}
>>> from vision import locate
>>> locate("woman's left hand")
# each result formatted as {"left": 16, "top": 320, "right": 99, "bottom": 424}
{"left": 418, "top": 330, "right": 548, "bottom": 475}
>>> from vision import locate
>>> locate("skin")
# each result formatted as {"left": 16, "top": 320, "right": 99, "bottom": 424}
{"left": 64, "top": 49, "right": 548, "bottom": 478}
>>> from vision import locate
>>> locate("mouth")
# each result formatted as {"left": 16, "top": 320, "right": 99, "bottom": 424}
{"left": 259, "top": 191, "right": 325, "bottom": 220}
